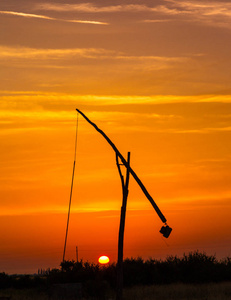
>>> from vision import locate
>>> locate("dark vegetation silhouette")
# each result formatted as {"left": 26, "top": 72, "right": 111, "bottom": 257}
{"left": 0, "top": 251, "right": 231, "bottom": 298}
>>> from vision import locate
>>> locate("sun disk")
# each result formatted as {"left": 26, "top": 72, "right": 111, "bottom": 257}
{"left": 98, "top": 255, "right": 110, "bottom": 264}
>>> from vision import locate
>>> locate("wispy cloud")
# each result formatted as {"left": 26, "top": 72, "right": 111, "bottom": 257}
{"left": 36, "top": 3, "right": 156, "bottom": 13}
{"left": 163, "top": 0, "right": 231, "bottom": 28}
{"left": 0, "top": 10, "right": 54, "bottom": 20}
{"left": 115, "top": 55, "right": 187, "bottom": 62}
{"left": 0, "top": 46, "right": 113, "bottom": 59}
{"left": 0, "top": 45, "right": 191, "bottom": 62}
{"left": 0, "top": 10, "right": 108, "bottom": 25}
{"left": 1, "top": 92, "right": 231, "bottom": 108}
{"left": 0, "top": 45, "right": 192, "bottom": 73}
{"left": 65, "top": 19, "right": 108, "bottom": 25}
{"left": 34, "top": 2, "right": 231, "bottom": 29}
{"left": 172, "top": 126, "right": 231, "bottom": 134}
{"left": 166, "top": 0, "right": 231, "bottom": 17}
{"left": 35, "top": 2, "right": 182, "bottom": 16}
{"left": 142, "top": 19, "right": 172, "bottom": 23}
{"left": 1, "top": 92, "right": 231, "bottom": 137}
{"left": 2, "top": 2, "right": 231, "bottom": 27}
{"left": 37, "top": 1, "right": 231, "bottom": 17}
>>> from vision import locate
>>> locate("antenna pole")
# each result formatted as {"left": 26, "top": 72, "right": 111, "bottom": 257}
{"left": 63, "top": 112, "right": 79, "bottom": 262}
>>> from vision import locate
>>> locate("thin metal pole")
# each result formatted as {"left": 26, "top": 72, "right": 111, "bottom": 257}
{"left": 63, "top": 113, "right": 79, "bottom": 262}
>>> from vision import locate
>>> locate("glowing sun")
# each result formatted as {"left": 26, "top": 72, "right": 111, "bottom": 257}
{"left": 98, "top": 255, "right": 110, "bottom": 265}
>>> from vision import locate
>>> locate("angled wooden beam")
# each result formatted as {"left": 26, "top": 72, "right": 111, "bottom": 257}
{"left": 76, "top": 109, "right": 168, "bottom": 224}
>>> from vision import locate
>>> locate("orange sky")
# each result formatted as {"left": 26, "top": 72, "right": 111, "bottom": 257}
{"left": 1, "top": 0, "right": 231, "bottom": 274}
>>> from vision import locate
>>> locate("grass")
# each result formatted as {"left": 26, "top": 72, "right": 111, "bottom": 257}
{"left": 0, "top": 288, "right": 50, "bottom": 300}
{"left": 0, "top": 282, "right": 230, "bottom": 300}
{"left": 123, "top": 282, "right": 231, "bottom": 300}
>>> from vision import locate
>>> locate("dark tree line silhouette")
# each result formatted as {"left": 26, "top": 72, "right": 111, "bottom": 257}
{"left": 0, "top": 251, "right": 231, "bottom": 296}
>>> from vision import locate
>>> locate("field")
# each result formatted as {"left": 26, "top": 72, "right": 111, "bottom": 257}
{"left": 123, "top": 282, "right": 231, "bottom": 300}
{"left": 0, "top": 281, "right": 230, "bottom": 300}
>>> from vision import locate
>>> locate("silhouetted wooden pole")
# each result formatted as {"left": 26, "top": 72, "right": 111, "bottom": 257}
{"left": 76, "top": 246, "right": 78, "bottom": 262}
{"left": 116, "top": 152, "right": 130, "bottom": 300}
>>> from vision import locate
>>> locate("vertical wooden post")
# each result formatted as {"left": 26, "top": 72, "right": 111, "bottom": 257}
{"left": 116, "top": 152, "right": 130, "bottom": 300}
{"left": 76, "top": 246, "right": 78, "bottom": 262}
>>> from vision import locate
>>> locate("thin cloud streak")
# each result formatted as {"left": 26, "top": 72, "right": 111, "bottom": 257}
{"left": 0, "top": 46, "right": 190, "bottom": 63}
{"left": 0, "top": 46, "right": 192, "bottom": 73}
{"left": 172, "top": 127, "right": 231, "bottom": 134}
{"left": 1, "top": 93, "right": 231, "bottom": 110}
{"left": 2, "top": 98, "right": 230, "bottom": 136}
{"left": 0, "top": 10, "right": 108, "bottom": 25}
{"left": 0, "top": 10, "right": 54, "bottom": 20}
{"left": 142, "top": 19, "right": 172, "bottom": 23}
{"left": 36, "top": 3, "right": 157, "bottom": 13}
{"left": 66, "top": 19, "right": 108, "bottom": 25}
{"left": 0, "top": 46, "right": 113, "bottom": 59}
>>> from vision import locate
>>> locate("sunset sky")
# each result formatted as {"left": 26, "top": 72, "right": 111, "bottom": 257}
{"left": 1, "top": 0, "right": 231, "bottom": 274}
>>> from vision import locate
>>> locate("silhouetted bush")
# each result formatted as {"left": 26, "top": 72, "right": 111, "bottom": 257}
{"left": 1, "top": 251, "right": 231, "bottom": 295}
{"left": 0, "top": 273, "right": 12, "bottom": 289}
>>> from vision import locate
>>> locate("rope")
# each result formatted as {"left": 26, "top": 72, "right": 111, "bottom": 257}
{"left": 62, "top": 112, "right": 79, "bottom": 262}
